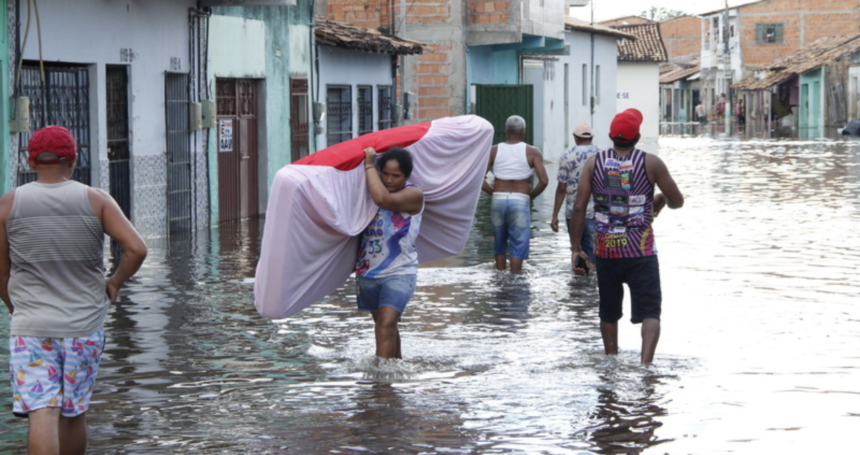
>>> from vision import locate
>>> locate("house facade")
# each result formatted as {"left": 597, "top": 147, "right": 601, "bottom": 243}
{"left": 5, "top": 1, "right": 315, "bottom": 237}
{"left": 613, "top": 23, "right": 668, "bottom": 142}
{"left": 700, "top": 0, "right": 860, "bottom": 125}
{"left": 314, "top": 18, "right": 423, "bottom": 150}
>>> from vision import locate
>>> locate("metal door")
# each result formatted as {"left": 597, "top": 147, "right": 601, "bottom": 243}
{"left": 106, "top": 65, "right": 131, "bottom": 219}
{"left": 18, "top": 64, "right": 91, "bottom": 186}
{"left": 216, "top": 78, "right": 259, "bottom": 222}
{"left": 474, "top": 84, "right": 534, "bottom": 145}
{"left": 165, "top": 72, "right": 193, "bottom": 233}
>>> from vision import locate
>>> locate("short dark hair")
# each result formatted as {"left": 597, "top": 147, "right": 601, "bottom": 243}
{"left": 611, "top": 137, "right": 639, "bottom": 149}
{"left": 376, "top": 147, "right": 414, "bottom": 178}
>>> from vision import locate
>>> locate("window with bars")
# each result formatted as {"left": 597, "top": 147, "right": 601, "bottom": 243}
{"left": 326, "top": 85, "right": 352, "bottom": 146}
{"left": 756, "top": 23, "right": 784, "bottom": 45}
{"left": 357, "top": 85, "right": 373, "bottom": 136}
{"left": 378, "top": 85, "right": 393, "bottom": 130}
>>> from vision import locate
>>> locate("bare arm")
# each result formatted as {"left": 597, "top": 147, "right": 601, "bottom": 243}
{"left": 570, "top": 155, "right": 595, "bottom": 275}
{"left": 363, "top": 148, "right": 424, "bottom": 215}
{"left": 645, "top": 154, "right": 684, "bottom": 217}
{"left": 528, "top": 146, "right": 548, "bottom": 200}
{"left": 89, "top": 188, "right": 147, "bottom": 302}
{"left": 481, "top": 145, "right": 497, "bottom": 195}
{"left": 0, "top": 191, "right": 14, "bottom": 313}
{"left": 550, "top": 182, "right": 567, "bottom": 233}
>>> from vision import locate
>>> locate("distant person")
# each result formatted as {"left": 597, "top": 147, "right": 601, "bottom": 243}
{"left": 551, "top": 122, "right": 600, "bottom": 271}
{"left": 482, "top": 115, "right": 548, "bottom": 273}
{"left": 569, "top": 109, "right": 684, "bottom": 365}
{"left": 715, "top": 93, "right": 727, "bottom": 122}
{"left": 356, "top": 147, "right": 424, "bottom": 359}
{"left": 1, "top": 125, "right": 147, "bottom": 453}
{"left": 695, "top": 102, "right": 707, "bottom": 125}
{"left": 736, "top": 98, "right": 745, "bottom": 127}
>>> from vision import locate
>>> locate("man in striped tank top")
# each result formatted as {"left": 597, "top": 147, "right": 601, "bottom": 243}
{"left": 0, "top": 126, "right": 147, "bottom": 453}
{"left": 569, "top": 109, "right": 684, "bottom": 365}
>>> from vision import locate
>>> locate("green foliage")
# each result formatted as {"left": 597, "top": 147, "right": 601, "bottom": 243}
{"left": 640, "top": 6, "right": 685, "bottom": 21}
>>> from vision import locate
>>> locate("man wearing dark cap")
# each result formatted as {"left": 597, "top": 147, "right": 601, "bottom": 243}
{"left": 569, "top": 109, "right": 684, "bottom": 365}
{"left": 0, "top": 126, "right": 147, "bottom": 453}
{"left": 551, "top": 122, "right": 601, "bottom": 271}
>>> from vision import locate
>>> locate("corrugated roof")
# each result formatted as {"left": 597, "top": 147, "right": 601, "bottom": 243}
{"left": 613, "top": 23, "right": 668, "bottom": 62}
{"left": 565, "top": 17, "right": 636, "bottom": 40}
{"left": 315, "top": 17, "right": 424, "bottom": 55}
{"left": 732, "top": 34, "right": 860, "bottom": 90}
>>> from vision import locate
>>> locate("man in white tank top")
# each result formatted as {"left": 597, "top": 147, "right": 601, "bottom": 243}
{"left": 481, "top": 115, "right": 548, "bottom": 273}
{"left": 0, "top": 126, "right": 147, "bottom": 453}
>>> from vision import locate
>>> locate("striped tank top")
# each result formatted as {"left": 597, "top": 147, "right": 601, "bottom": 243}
{"left": 8, "top": 181, "right": 108, "bottom": 338}
{"left": 591, "top": 148, "right": 656, "bottom": 258}
{"left": 355, "top": 183, "right": 423, "bottom": 279}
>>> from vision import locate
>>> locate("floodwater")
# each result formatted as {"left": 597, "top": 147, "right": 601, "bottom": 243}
{"left": 2, "top": 135, "right": 859, "bottom": 454}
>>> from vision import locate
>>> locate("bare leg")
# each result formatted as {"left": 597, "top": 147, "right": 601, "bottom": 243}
{"left": 372, "top": 307, "right": 402, "bottom": 359}
{"left": 509, "top": 257, "right": 524, "bottom": 273}
{"left": 58, "top": 413, "right": 87, "bottom": 455}
{"left": 494, "top": 254, "right": 507, "bottom": 271}
{"left": 600, "top": 321, "right": 619, "bottom": 355}
{"left": 28, "top": 408, "right": 60, "bottom": 455}
{"left": 640, "top": 318, "right": 661, "bottom": 365}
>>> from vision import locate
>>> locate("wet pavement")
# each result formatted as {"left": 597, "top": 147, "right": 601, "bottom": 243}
{"left": 1, "top": 134, "right": 859, "bottom": 454}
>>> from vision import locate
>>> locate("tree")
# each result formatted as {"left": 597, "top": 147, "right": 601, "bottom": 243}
{"left": 640, "top": 6, "right": 685, "bottom": 21}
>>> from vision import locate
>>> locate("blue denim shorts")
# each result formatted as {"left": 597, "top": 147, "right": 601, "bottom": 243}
{"left": 356, "top": 273, "right": 417, "bottom": 314}
{"left": 567, "top": 217, "right": 596, "bottom": 264}
{"left": 491, "top": 193, "right": 531, "bottom": 259}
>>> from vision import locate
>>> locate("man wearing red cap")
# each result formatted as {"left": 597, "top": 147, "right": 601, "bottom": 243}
{"left": 569, "top": 109, "right": 684, "bottom": 365}
{"left": 0, "top": 126, "right": 148, "bottom": 453}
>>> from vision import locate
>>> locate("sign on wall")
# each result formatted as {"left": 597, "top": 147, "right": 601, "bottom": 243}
{"left": 219, "top": 119, "right": 233, "bottom": 152}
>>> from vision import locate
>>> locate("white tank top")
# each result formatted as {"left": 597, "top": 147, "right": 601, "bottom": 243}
{"left": 493, "top": 142, "right": 533, "bottom": 180}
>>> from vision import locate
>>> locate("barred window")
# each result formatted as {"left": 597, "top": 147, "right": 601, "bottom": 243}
{"left": 755, "top": 23, "right": 784, "bottom": 45}
{"left": 326, "top": 85, "right": 352, "bottom": 146}
{"left": 357, "top": 85, "right": 373, "bottom": 136}
{"left": 378, "top": 85, "right": 393, "bottom": 130}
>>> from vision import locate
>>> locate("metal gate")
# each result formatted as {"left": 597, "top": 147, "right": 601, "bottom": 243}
{"left": 216, "top": 78, "right": 259, "bottom": 222}
{"left": 17, "top": 64, "right": 92, "bottom": 186}
{"left": 106, "top": 66, "right": 131, "bottom": 219}
{"left": 165, "top": 73, "right": 193, "bottom": 233}
{"left": 474, "top": 84, "right": 534, "bottom": 145}
{"left": 290, "top": 78, "right": 309, "bottom": 162}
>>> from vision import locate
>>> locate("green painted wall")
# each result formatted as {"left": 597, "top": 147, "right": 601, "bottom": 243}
{"left": 208, "top": 2, "right": 315, "bottom": 224}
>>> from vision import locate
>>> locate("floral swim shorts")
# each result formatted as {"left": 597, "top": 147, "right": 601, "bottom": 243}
{"left": 8, "top": 329, "right": 105, "bottom": 418}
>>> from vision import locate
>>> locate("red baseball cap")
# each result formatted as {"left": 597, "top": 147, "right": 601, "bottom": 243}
{"left": 609, "top": 109, "right": 643, "bottom": 144}
{"left": 28, "top": 126, "right": 77, "bottom": 164}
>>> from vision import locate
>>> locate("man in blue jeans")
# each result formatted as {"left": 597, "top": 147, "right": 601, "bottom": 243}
{"left": 551, "top": 122, "right": 601, "bottom": 271}
{"left": 482, "top": 115, "right": 548, "bottom": 273}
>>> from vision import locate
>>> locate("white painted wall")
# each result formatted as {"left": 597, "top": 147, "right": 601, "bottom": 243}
{"left": 316, "top": 46, "right": 394, "bottom": 150}
{"left": 539, "top": 30, "right": 618, "bottom": 161}
{"left": 20, "top": 0, "right": 197, "bottom": 164}
{"left": 616, "top": 62, "right": 661, "bottom": 141}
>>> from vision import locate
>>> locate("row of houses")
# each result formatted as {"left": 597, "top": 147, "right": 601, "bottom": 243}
{"left": 636, "top": 0, "right": 860, "bottom": 136}
{"left": 0, "top": 0, "right": 645, "bottom": 239}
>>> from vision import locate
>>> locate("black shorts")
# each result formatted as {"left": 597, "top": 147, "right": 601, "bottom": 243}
{"left": 596, "top": 255, "right": 662, "bottom": 323}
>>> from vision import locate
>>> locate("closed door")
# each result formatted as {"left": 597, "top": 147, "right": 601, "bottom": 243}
{"left": 217, "top": 78, "right": 259, "bottom": 222}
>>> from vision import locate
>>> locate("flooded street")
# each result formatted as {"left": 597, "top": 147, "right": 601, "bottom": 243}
{"left": 2, "top": 135, "right": 859, "bottom": 454}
